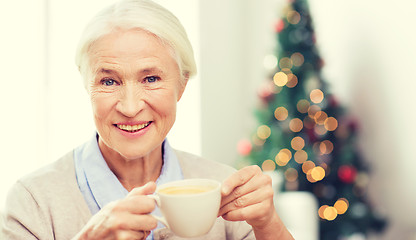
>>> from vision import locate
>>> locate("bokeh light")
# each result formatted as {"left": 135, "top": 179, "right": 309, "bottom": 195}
{"left": 286, "top": 73, "right": 298, "bottom": 88}
{"left": 297, "top": 99, "right": 310, "bottom": 113}
{"left": 273, "top": 72, "right": 288, "bottom": 87}
{"left": 276, "top": 148, "right": 292, "bottom": 166}
{"left": 310, "top": 89, "right": 324, "bottom": 103}
{"left": 302, "top": 160, "right": 315, "bottom": 174}
{"left": 294, "top": 150, "right": 308, "bottom": 164}
{"left": 314, "top": 111, "right": 328, "bottom": 125}
{"left": 285, "top": 168, "right": 299, "bottom": 182}
{"left": 287, "top": 10, "right": 301, "bottom": 25}
{"left": 279, "top": 57, "right": 293, "bottom": 69}
{"left": 323, "top": 206, "right": 338, "bottom": 221}
{"left": 275, "top": 107, "right": 289, "bottom": 121}
{"left": 291, "top": 136, "right": 305, "bottom": 150}
{"left": 257, "top": 125, "right": 271, "bottom": 140}
{"left": 310, "top": 166, "right": 325, "bottom": 181}
{"left": 334, "top": 198, "right": 349, "bottom": 214}
{"left": 289, "top": 118, "right": 303, "bottom": 132}
{"left": 291, "top": 52, "right": 304, "bottom": 67}
{"left": 308, "top": 105, "right": 321, "bottom": 118}
{"left": 318, "top": 205, "right": 328, "bottom": 219}
{"left": 319, "top": 140, "right": 334, "bottom": 155}
{"left": 324, "top": 117, "right": 338, "bottom": 131}
{"left": 262, "top": 159, "right": 276, "bottom": 171}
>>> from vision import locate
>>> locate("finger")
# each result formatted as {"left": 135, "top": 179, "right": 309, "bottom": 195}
{"left": 113, "top": 195, "right": 156, "bottom": 215}
{"left": 129, "top": 182, "right": 157, "bottom": 196}
{"left": 221, "top": 171, "right": 272, "bottom": 207}
{"left": 222, "top": 165, "right": 262, "bottom": 195}
{"left": 218, "top": 185, "right": 273, "bottom": 217}
{"left": 116, "top": 229, "right": 148, "bottom": 240}
{"left": 110, "top": 212, "right": 158, "bottom": 232}
{"left": 221, "top": 200, "right": 274, "bottom": 223}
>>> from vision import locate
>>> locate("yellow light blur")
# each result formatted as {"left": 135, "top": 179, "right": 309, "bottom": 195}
{"left": 311, "top": 166, "right": 325, "bottom": 181}
{"left": 273, "top": 72, "right": 288, "bottom": 87}
{"left": 318, "top": 205, "right": 328, "bottom": 219}
{"left": 319, "top": 140, "right": 334, "bottom": 155}
{"left": 287, "top": 10, "right": 301, "bottom": 25}
{"left": 294, "top": 150, "right": 308, "bottom": 164}
{"left": 314, "top": 111, "right": 328, "bottom": 125}
{"left": 323, "top": 206, "right": 338, "bottom": 221}
{"left": 302, "top": 160, "right": 315, "bottom": 174}
{"left": 286, "top": 74, "right": 298, "bottom": 88}
{"left": 274, "top": 107, "right": 289, "bottom": 121}
{"left": 257, "top": 125, "right": 271, "bottom": 140}
{"left": 276, "top": 148, "right": 292, "bottom": 166}
{"left": 291, "top": 52, "right": 304, "bottom": 67}
{"left": 324, "top": 117, "right": 338, "bottom": 131}
{"left": 262, "top": 159, "right": 276, "bottom": 172}
{"left": 297, "top": 99, "right": 310, "bottom": 113}
{"left": 310, "top": 89, "right": 324, "bottom": 104}
{"left": 285, "top": 168, "right": 299, "bottom": 182}
{"left": 334, "top": 198, "right": 349, "bottom": 214}
{"left": 291, "top": 136, "right": 305, "bottom": 151}
{"left": 279, "top": 57, "right": 293, "bottom": 69}
{"left": 289, "top": 118, "right": 303, "bottom": 132}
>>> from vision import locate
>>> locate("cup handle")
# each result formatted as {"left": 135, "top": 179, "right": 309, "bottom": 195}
{"left": 147, "top": 195, "right": 169, "bottom": 228}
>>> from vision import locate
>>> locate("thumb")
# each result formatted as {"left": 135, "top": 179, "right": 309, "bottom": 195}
{"left": 129, "top": 182, "right": 157, "bottom": 196}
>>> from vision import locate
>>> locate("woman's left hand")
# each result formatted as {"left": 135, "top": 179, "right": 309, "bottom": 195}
{"left": 219, "top": 165, "right": 294, "bottom": 240}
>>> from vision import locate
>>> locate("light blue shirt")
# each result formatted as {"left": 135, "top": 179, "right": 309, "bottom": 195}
{"left": 74, "top": 134, "right": 184, "bottom": 239}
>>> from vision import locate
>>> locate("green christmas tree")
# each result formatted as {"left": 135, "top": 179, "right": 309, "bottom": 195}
{"left": 237, "top": 0, "right": 386, "bottom": 239}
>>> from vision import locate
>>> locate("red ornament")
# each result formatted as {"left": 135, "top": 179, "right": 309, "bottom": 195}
{"left": 237, "top": 139, "right": 252, "bottom": 156}
{"left": 275, "top": 19, "right": 285, "bottom": 33}
{"left": 338, "top": 165, "right": 357, "bottom": 183}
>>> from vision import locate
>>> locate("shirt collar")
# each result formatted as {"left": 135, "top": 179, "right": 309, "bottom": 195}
{"left": 79, "top": 134, "right": 184, "bottom": 211}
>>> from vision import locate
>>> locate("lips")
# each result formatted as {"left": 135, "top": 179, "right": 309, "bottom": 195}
{"left": 115, "top": 122, "right": 151, "bottom": 132}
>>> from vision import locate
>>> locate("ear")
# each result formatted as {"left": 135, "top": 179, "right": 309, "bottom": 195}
{"left": 177, "top": 74, "right": 189, "bottom": 102}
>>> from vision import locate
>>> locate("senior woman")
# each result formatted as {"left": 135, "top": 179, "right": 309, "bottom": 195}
{"left": 1, "top": 0, "right": 293, "bottom": 239}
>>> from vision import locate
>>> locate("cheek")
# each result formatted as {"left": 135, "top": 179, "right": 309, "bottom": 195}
{"left": 90, "top": 92, "right": 115, "bottom": 121}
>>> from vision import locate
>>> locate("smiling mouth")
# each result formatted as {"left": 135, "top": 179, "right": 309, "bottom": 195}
{"left": 115, "top": 122, "right": 151, "bottom": 133}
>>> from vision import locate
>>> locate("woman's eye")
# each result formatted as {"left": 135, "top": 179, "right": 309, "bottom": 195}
{"left": 101, "top": 79, "right": 117, "bottom": 86}
{"left": 145, "top": 76, "right": 160, "bottom": 83}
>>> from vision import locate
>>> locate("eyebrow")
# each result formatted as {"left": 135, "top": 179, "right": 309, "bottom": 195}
{"left": 96, "top": 67, "right": 164, "bottom": 76}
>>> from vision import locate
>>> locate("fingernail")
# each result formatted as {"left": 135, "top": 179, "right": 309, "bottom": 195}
{"left": 222, "top": 185, "right": 230, "bottom": 195}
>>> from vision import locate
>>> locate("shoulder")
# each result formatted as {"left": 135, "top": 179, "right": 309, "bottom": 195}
{"left": 2, "top": 151, "right": 90, "bottom": 239}
{"left": 18, "top": 151, "right": 75, "bottom": 191}
{"left": 174, "top": 149, "right": 237, "bottom": 182}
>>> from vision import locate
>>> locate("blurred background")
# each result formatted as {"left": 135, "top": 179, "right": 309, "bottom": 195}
{"left": 1, "top": 0, "right": 415, "bottom": 239}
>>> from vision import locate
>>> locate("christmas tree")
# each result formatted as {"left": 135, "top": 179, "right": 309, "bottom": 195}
{"left": 237, "top": 0, "right": 386, "bottom": 239}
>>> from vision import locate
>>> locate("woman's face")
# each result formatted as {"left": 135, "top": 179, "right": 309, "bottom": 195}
{"left": 87, "top": 29, "right": 186, "bottom": 161}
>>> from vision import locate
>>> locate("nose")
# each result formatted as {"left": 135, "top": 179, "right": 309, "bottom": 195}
{"left": 116, "top": 85, "right": 144, "bottom": 118}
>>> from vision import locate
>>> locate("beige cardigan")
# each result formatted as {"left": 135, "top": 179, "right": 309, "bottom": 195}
{"left": 1, "top": 150, "right": 254, "bottom": 240}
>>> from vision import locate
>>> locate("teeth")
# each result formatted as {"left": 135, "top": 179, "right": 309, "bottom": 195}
{"left": 117, "top": 122, "right": 150, "bottom": 132}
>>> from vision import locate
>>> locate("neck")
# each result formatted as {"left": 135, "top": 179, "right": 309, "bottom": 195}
{"left": 99, "top": 141, "right": 163, "bottom": 192}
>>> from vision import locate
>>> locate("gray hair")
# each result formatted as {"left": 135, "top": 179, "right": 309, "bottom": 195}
{"left": 75, "top": 0, "right": 197, "bottom": 88}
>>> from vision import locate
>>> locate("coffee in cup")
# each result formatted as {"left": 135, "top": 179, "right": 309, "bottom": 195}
{"left": 148, "top": 178, "right": 221, "bottom": 238}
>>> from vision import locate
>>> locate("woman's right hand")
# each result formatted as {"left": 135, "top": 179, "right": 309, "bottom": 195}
{"left": 73, "top": 182, "right": 158, "bottom": 240}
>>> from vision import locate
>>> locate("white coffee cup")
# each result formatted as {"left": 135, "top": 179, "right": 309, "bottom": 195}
{"left": 148, "top": 178, "right": 221, "bottom": 238}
